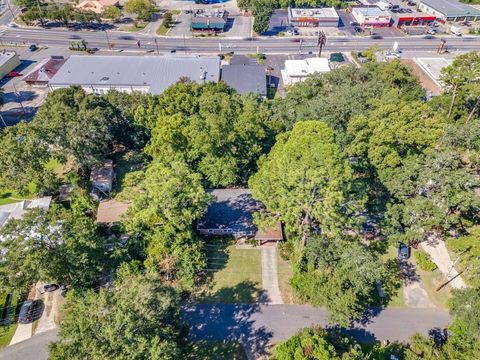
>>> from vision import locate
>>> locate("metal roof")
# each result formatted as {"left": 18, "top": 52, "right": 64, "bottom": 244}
{"left": 49, "top": 55, "right": 221, "bottom": 94}
{"left": 353, "top": 7, "right": 391, "bottom": 16}
{"left": 420, "top": 0, "right": 480, "bottom": 17}
{"left": 221, "top": 64, "right": 266, "bottom": 96}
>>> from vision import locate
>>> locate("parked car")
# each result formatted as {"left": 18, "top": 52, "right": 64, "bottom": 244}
{"left": 6, "top": 71, "right": 21, "bottom": 77}
{"left": 18, "top": 300, "right": 36, "bottom": 324}
{"left": 7, "top": 23, "right": 17, "bottom": 28}
{"left": 350, "top": 21, "right": 359, "bottom": 26}
{"left": 44, "top": 284, "right": 59, "bottom": 292}
{"left": 407, "top": 0, "right": 416, "bottom": 5}
{"left": 426, "top": 28, "right": 436, "bottom": 35}
{"left": 29, "top": 44, "right": 38, "bottom": 51}
{"left": 398, "top": 243, "right": 410, "bottom": 260}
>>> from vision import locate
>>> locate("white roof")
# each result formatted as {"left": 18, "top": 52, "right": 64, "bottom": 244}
{"left": 289, "top": 7, "right": 339, "bottom": 19}
{"left": 50, "top": 55, "right": 221, "bottom": 95}
{"left": 0, "top": 197, "right": 52, "bottom": 228}
{"left": 285, "top": 58, "right": 330, "bottom": 77}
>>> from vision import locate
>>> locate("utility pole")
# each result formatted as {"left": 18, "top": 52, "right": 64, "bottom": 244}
{"left": 183, "top": 34, "right": 187, "bottom": 54}
{"left": 13, "top": 83, "right": 26, "bottom": 115}
{"left": 154, "top": 38, "right": 159, "bottom": 54}
{"left": 104, "top": 30, "right": 110, "bottom": 49}
{"left": 6, "top": 0, "right": 15, "bottom": 22}
{"left": 35, "top": 0, "right": 45, "bottom": 27}
{"left": 317, "top": 30, "right": 326, "bottom": 57}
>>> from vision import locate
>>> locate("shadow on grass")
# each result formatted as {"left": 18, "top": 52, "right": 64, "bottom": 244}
{"left": 187, "top": 340, "right": 248, "bottom": 360}
{"left": 197, "top": 237, "right": 262, "bottom": 303}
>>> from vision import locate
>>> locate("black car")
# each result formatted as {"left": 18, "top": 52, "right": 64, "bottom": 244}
{"left": 18, "top": 300, "right": 36, "bottom": 324}
{"left": 398, "top": 243, "right": 410, "bottom": 260}
{"left": 29, "top": 44, "right": 38, "bottom": 52}
{"left": 44, "top": 284, "right": 59, "bottom": 292}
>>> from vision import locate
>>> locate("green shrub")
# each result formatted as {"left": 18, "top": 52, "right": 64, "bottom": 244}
{"left": 414, "top": 251, "right": 437, "bottom": 271}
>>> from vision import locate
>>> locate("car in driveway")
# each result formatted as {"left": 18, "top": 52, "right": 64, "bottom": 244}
{"left": 398, "top": 243, "right": 410, "bottom": 260}
{"left": 44, "top": 284, "right": 59, "bottom": 292}
{"left": 18, "top": 300, "right": 36, "bottom": 324}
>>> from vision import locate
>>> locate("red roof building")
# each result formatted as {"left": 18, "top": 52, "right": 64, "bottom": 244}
{"left": 22, "top": 56, "right": 66, "bottom": 86}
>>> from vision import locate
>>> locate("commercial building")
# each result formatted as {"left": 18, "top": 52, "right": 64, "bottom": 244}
{"left": 221, "top": 64, "right": 266, "bottom": 97}
{"left": 419, "top": 0, "right": 480, "bottom": 22}
{"left": 391, "top": 12, "right": 436, "bottom": 27}
{"left": 287, "top": 7, "right": 340, "bottom": 27}
{"left": 191, "top": 10, "right": 229, "bottom": 32}
{"left": 351, "top": 7, "right": 391, "bottom": 27}
{"left": 22, "top": 56, "right": 66, "bottom": 86}
{"left": 75, "top": 0, "right": 119, "bottom": 14}
{"left": 49, "top": 55, "right": 220, "bottom": 95}
{"left": 0, "top": 51, "right": 20, "bottom": 79}
{"left": 281, "top": 57, "right": 330, "bottom": 85}
{"left": 416, "top": 57, "right": 453, "bottom": 88}
{"left": 197, "top": 189, "right": 283, "bottom": 245}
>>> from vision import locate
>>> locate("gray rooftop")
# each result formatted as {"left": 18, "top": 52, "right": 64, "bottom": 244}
{"left": 221, "top": 64, "right": 266, "bottom": 96}
{"left": 0, "top": 51, "right": 18, "bottom": 67}
{"left": 197, "top": 189, "right": 262, "bottom": 234}
{"left": 420, "top": 0, "right": 480, "bottom": 17}
{"left": 49, "top": 55, "right": 221, "bottom": 94}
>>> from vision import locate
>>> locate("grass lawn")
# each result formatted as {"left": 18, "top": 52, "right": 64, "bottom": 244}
{"left": 198, "top": 239, "right": 262, "bottom": 303}
{"left": 188, "top": 341, "right": 247, "bottom": 360}
{"left": 0, "top": 291, "right": 20, "bottom": 348}
{"left": 276, "top": 253, "right": 301, "bottom": 304}
{"left": 111, "top": 150, "right": 145, "bottom": 199}
{"left": 156, "top": 24, "right": 170, "bottom": 36}
{"left": 121, "top": 22, "right": 147, "bottom": 32}
{"left": 409, "top": 250, "right": 452, "bottom": 309}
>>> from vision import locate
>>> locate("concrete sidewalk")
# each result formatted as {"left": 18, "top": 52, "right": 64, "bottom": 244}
{"left": 260, "top": 247, "right": 283, "bottom": 304}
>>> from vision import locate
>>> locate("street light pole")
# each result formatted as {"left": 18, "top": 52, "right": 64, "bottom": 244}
{"left": 154, "top": 38, "right": 159, "bottom": 54}
{"left": 104, "top": 30, "right": 110, "bottom": 49}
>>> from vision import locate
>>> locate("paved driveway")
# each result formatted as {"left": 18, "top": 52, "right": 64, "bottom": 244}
{"left": 8, "top": 323, "right": 32, "bottom": 346}
{"left": 0, "top": 329, "right": 58, "bottom": 360}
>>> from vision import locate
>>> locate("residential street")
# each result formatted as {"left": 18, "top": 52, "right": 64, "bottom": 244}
{"left": 182, "top": 304, "right": 451, "bottom": 358}
{"left": 0, "top": 305, "right": 451, "bottom": 360}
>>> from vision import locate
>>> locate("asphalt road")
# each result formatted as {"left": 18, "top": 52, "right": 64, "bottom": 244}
{"left": 1, "top": 26, "right": 480, "bottom": 54}
{"left": 0, "top": 304, "right": 450, "bottom": 360}
{"left": 0, "top": 329, "right": 57, "bottom": 360}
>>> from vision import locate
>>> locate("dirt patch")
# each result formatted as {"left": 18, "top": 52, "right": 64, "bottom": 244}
{"left": 401, "top": 59, "right": 441, "bottom": 96}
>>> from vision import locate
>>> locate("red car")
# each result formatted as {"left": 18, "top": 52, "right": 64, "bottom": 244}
{"left": 7, "top": 71, "right": 21, "bottom": 77}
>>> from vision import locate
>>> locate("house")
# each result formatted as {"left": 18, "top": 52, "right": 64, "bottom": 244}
{"left": 281, "top": 57, "right": 330, "bottom": 85}
{"left": 351, "top": 7, "right": 391, "bottom": 27}
{"left": 419, "top": 0, "right": 480, "bottom": 22}
{"left": 96, "top": 199, "right": 131, "bottom": 224}
{"left": 90, "top": 160, "right": 115, "bottom": 198}
{"left": 221, "top": 64, "right": 267, "bottom": 96}
{"left": 390, "top": 12, "right": 436, "bottom": 28}
{"left": 287, "top": 7, "right": 339, "bottom": 27}
{"left": 0, "top": 51, "right": 20, "bottom": 79}
{"left": 197, "top": 189, "right": 283, "bottom": 245}
{"left": 75, "top": 0, "right": 119, "bottom": 14}
{"left": 49, "top": 55, "right": 221, "bottom": 95}
{"left": 22, "top": 56, "right": 66, "bottom": 86}
{"left": 0, "top": 197, "right": 52, "bottom": 229}
{"left": 191, "top": 10, "right": 229, "bottom": 32}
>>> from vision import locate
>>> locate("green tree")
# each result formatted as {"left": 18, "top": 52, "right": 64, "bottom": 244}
{"left": 33, "top": 86, "right": 115, "bottom": 170}
{"left": 144, "top": 82, "right": 274, "bottom": 186}
{"left": 439, "top": 51, "right": 480, "bottom": 121}
{"left": 291, "top": 236, "right": 384, "bottom": 326}
{"left": 49, "top": 273, "right": 183, "bottom": 360}
{"left": 103, "top": 6, "right": 122, "bottom": 22}
{"left": 124, "top": 0, "right": 156, "bottom": 22}
{"left": 0, "top": 209, "right": 108, "bottom": 293}
{"left": 162, "top": 11, "right": 173, "bottom": 28}
{"left": 447, "top": 227, "right": 480, "bottom": 287}
{"left": 125, "top": 159, "right": 212, "bottom": 233}
{"left": 0, "top": 121, "right": 55, "bottom": 194}
{"left": 249, "top": 121, "right": 354, "bottom": 248}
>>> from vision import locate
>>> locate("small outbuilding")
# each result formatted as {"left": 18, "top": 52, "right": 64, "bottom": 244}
{"left": 90, "top": 160, "right": 115, "bottom": 198}
{"left": 197, "top": 189, "right": 283, "bottom": 245}
{"left": 221, "top": 64, "right": 267, "bottom": 97}
{"left": 22, "top": 56, "right": 66, "bottom": 86}
{"left": 281, "top": 57, "right": 330, "bottom": 85}
{"left": 191, "top": 10, "right": 229, "bottom": 32}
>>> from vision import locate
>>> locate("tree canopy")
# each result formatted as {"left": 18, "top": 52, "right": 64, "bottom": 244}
{"left": 49, "top": 273, "right": 183, "bottom": 360}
